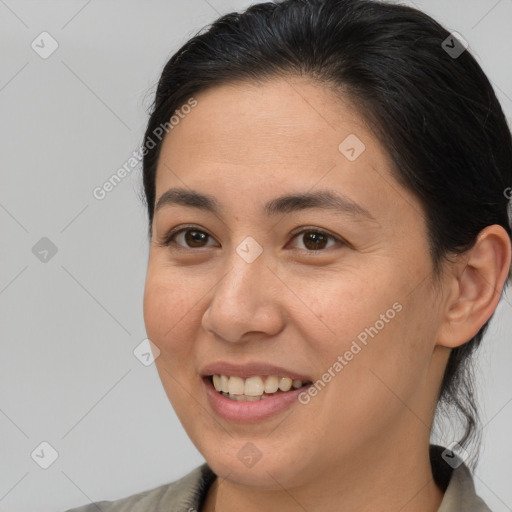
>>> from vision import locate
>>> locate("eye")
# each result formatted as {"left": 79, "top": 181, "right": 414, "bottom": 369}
{"left": 158, "top": 225, "right": 345, "bottom": 252}
{"left": 159, "top": 226, "right": 219, "bottom": 249}
{"left": 288, "top": 228, "right": 343, "bottom": 251}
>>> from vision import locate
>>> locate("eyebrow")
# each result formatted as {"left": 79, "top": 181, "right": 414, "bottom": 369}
{"left": 154, "top": 187, "right": 376, "bottom": 221}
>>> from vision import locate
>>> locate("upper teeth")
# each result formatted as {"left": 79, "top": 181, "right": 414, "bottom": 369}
{"left": 212, "top": 375, "right": 305, "bottom": 396}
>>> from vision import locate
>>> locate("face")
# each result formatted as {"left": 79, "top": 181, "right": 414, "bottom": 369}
{"left": 143, "top": 77, "right": 449, "bottom": 489}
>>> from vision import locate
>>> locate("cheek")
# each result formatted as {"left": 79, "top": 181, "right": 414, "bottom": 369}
{"left": 142, "top": 266, "right": 199, "bottom": 357}
{"left": 290, "top": 267, "right": 398, "bottom": 349}
{"left": 143, "top": 268, "right": 204, "bottom": 413}
{"left": 296, "top": 268, "right": 428, "bottom": 404}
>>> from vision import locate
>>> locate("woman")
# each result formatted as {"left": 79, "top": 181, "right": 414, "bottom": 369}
{"left": 67, "top": 0, "right": 512, "bottom": 510}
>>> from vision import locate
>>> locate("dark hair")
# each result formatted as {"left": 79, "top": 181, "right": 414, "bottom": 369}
{"left": 141, "top": 0, "right": 512, "bottom": 466}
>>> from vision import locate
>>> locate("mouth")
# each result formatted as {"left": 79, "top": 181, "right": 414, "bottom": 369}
{"left": 200, "top": 362, "right": 314, "bottom": 422}
{"left": 207, "top": 374, "right": 313, "bottom": 401}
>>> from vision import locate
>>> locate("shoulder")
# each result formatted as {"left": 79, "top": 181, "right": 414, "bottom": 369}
{"left": 64, "top": 463, "right": 215, "bottom": 512}
{"left": 439, "top": 463, "right": 492, "bottom": 512}
{"left": 430, "top": 445, "right": 492, "bottom": 512}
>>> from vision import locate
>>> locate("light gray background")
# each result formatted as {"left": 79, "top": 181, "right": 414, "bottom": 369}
{"left": 1, "top": 1, "right": 511, "bottom": 511}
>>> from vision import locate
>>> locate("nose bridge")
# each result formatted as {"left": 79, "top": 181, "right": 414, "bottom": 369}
{"left": 219, "top": 232, "right": 271, "bottom": 302}
{"left": 202, "top": 240, "right": 284, "bottom": 342}
{"left": 219, "top": 244, "right": 271, "bottom": 313}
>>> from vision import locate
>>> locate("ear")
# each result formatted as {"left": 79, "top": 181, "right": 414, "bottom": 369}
{"left": 437, "top": 225, "right": 512, "bottom": 348}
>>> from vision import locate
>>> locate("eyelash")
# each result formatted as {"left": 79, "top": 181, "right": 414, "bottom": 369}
{"left": 158, "top": 224, "right": 345, "bottom": 252}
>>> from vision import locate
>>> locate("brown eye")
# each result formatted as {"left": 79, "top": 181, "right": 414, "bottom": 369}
{"left": 302, "top": 231, "right": 329, "bottom": 250}
{"left": 184, "top": 229, "right": 209, "bottom": 247}
{"left": 161, "top": 227, "right": 219, "bottom": 249}
{"left": 289, "top": 229, "right": 341, "bottom": 251}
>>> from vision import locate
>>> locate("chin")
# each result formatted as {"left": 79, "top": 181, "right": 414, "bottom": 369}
{"left": 209, "top": 456, "right": 300, "bottom": 489}
{"left": 198, "top": 438, "right": 316, "bottom": 490}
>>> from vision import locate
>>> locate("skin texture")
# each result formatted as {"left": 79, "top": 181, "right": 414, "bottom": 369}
{"left": 142, "top": 77, "right": 511, "bottom": 512}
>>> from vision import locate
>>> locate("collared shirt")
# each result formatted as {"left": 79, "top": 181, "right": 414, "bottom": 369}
{"left": 65, "top": 446, "right": 492, "bottom": 511}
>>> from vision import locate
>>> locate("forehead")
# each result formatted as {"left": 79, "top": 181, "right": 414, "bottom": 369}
{"left": 154, "top": 78, "right": 421, "bottom": 232}
{"left": 158, "top": 77, "right": 371, "bottom": 169}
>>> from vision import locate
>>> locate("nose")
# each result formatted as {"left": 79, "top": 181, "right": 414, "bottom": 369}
{"left": 201, "top": 249, "right": 286, "bottom": 343}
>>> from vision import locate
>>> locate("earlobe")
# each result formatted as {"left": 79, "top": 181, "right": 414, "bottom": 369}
{"left": 437, "top": 225, "right": 511, "bottom": 349}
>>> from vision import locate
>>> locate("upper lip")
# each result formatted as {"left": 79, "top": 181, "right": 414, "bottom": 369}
{"left": 200, "top": 361, "right": 313, "bottom": 381}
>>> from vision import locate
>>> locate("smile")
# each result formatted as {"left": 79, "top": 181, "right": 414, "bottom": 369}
{"left": 211, "top": 374, "right": 311, "bottom": 401}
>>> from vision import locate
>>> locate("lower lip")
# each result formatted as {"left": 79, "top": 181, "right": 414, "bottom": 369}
{"left": 203, "top": 377, "right": 308, "bottom": 423}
